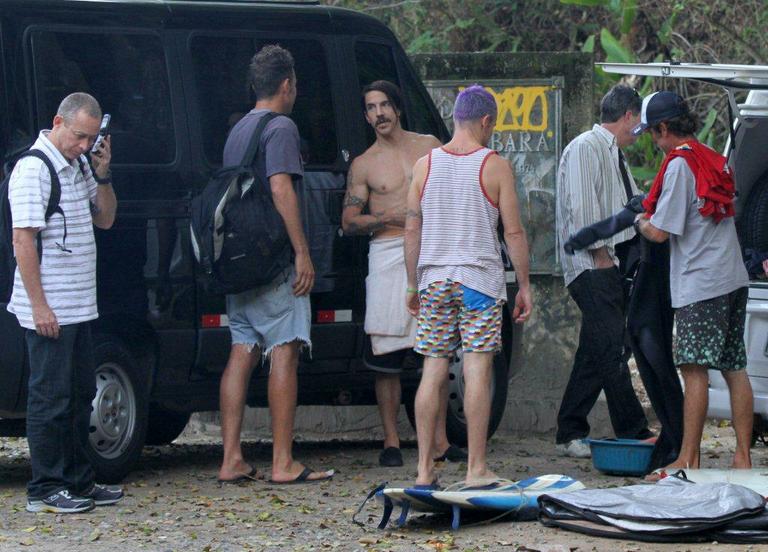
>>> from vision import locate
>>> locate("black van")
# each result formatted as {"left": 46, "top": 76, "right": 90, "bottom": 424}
{"left": 0, "top": 0, "right": 521, "bottom": 482}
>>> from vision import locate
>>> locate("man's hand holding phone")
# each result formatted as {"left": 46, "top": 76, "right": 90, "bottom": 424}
{"left": 90, "top": 113, "right": 112, "bottom": 180}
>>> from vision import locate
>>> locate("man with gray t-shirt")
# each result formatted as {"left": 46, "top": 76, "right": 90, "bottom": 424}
{"left": 634, "top": 91, "right": 753, "bottom": 474}
{"left": 216, "top": 45, "right": 332, "bottom": 485}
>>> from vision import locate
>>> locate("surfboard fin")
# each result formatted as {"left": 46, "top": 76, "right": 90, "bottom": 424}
{"left": 451, "top": 504, "right": 461, "bottom": 530}
{"left": 379, "top": 496, "right": 394, "bottom": 529}
{"left": 352, "top": 482, "right": 389, "bottom": 528}
{"left": 395, "top": 500, "right": 411, "bottom": 527}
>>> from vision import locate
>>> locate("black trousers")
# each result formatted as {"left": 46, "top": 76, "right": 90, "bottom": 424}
{"left": 556, "top": 268, "right": 650, "bottom": 444}
{"left": 25, "top": 323, "right": 96, "bottom": 499}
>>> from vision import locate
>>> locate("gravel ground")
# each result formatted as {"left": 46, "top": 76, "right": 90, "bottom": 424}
{"left": 0, "top": 419, "right": 766, "bottom": 552}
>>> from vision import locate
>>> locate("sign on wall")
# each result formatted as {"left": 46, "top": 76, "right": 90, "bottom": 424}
{"left": 423, "top": 78, "right": 563, "bottom": 274}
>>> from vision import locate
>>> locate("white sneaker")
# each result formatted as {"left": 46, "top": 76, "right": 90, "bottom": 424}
{"left": 556, "top": 438, "right": 592, "bottom": 458}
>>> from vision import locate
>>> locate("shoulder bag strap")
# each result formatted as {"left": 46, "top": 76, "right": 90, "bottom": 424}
{"left": 240, "top": 112, "right": 280, "bottom": 168}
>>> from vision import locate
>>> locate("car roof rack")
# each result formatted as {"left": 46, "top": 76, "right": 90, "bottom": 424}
{"left": 598, "top": 62, "right": 768, "bottom": 120}
{"left": 599, "top": 62, "right": 768, "bottom": 154}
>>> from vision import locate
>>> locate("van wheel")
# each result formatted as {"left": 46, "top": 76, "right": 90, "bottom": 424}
{"left": 85, "top": 336, "right": 149, "bottom": 484}
{"left": 404, "top": 350, "right": 509, "bottom": 447}
{"left": 145, "top": 405, "right": 191, "bottom": 446}
{"left": 739, "top": 169, "right": 768, "bottom": 250}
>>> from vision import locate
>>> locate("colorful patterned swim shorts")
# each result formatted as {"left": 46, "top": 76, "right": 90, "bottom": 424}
{"left": 674, "top": 287, "right": 748, "bottom": 372}
{"left": 415, "top": 280, "right": 503, "bottom": 358}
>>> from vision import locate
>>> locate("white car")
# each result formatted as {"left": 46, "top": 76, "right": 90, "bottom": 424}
{"left": 600, "top": 62, "right": 768, "bottom": 440}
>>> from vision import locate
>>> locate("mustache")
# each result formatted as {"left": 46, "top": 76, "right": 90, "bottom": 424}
{"left": 375, "top": 117, "right": 392, "bottom": 126}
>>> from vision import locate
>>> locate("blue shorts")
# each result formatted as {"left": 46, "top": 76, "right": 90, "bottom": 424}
{"left": 225, "top": 267, "right": 311, "bottom": 357}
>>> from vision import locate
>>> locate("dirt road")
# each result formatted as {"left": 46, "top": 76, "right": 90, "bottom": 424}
{"left": 0, "top": 421, "right": 764, "bottom": 552}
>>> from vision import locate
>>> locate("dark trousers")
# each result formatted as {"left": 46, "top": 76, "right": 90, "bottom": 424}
{"left": 26, "top": 323, "right": 96, "bottom": 499}
{"left": 556, "top": 268, "right": 650, "bottom": 444}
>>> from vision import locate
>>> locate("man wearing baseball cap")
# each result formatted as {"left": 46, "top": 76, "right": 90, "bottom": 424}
{"left": 634, "top": 91, "right": 753, "bottom": 474}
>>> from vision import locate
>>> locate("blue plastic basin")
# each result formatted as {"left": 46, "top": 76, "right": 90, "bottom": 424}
{"left": 589, "top": 438, "right": 654, "bottom": 476}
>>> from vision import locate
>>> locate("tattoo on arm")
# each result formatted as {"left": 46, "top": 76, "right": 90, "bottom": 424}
{"left": 347, "top": 211, "right": 386, "bottom": 235}
{"left": 343, "top": 191, "right": 367, "bottom": 209}
{"left": 406, "top": 208, "right": 422, "bottom": 220}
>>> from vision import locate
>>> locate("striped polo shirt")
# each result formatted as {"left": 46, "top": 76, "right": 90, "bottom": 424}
{"left": 7, "top": 131, "right": 99, "bottom": 330}
{"left": 417, "top": 146, "right": 507, "bottom": 301}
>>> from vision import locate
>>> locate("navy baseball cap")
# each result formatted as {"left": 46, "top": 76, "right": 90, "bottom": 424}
{"left": 631, "top": 91, "right": 688, "bottom": 136}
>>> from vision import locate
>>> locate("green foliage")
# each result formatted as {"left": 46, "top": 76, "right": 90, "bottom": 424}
{"left": 560, "top": 0, "right": 609, "bottom": 5}
{"left": 324, "top": 0, "right": 768, "bottom": 184}
{"left": 697, "top": 108, "right": 719, "bottom": 147}
{"left": 599, "top": 28, "right": 633, "bottom": 63}
{"left": 581, "top": 34, "right": 596, "bottom": 53}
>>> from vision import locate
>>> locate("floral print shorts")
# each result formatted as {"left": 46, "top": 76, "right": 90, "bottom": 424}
{"left": 674, "top": 287, "right": 748, "bottom": 371}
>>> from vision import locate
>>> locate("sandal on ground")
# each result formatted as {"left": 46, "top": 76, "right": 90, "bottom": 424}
{"left": 217, "top": 466, "right": 260, "bottom": 484}
{"left": 268, "top": 467, "right": 335, "bottom": 485}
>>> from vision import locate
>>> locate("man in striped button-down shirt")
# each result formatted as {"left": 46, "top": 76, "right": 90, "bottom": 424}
{"left": 554, "top": 85, "right": 652, "bottom": 458}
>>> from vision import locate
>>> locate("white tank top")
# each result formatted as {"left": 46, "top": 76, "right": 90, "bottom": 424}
{"left": 417, "top": 146, "right": 507, "bottom": 301}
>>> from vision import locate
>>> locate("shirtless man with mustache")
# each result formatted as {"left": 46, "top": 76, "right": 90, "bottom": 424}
{"left": 342, "top": 80, "right": 465, "bottom": 467}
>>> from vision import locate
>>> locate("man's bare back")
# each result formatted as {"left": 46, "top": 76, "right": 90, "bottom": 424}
{"left": 343, "top": 131, "right": 440, "bottom": 239}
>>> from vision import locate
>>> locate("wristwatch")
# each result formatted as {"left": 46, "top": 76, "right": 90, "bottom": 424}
{"left": 633, "top": 215, "right": 643, "bottom": 234}
{"left": 94, "top": 170, "right": 112, "bottom": 185}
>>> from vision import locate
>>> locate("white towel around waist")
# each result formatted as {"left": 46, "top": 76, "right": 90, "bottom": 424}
{"left": 364, "top": 236, "right": 417, "bottom": 355}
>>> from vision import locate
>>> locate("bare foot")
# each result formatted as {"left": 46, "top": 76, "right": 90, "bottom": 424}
{"left": 218, "top": 460, "right": 256, "bottom": 482}
{"left": 732, "top": 451, "right": 752, "bottom": 469}
{"left": 465, "top": 469, "right": 500, "bottom": 488}
{"left": 644, "top": 461, "right": 696, "bottom": 482}
{"left": 271, "top": 461, "right": 333, "bottom": 483}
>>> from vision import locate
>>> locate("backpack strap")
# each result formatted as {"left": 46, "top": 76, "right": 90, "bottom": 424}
{"left": 240, "top": 112, "right": 279, "bottom": 168}
{"left": 17, "top": 149, "right": 67, "bottom": 258}
{"left": 19, "top": 150, "right": 63, "bottom": 221}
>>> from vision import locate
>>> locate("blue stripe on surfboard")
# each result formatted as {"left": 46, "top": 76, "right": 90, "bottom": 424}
{"left": 403, "top": 488, "right": 452, "bottom": 510}
{"left": 465, "top": 493, "right": 540, "bottom": 509}
{"left": 379, "top": 488, "right": 447, "bottom": 512}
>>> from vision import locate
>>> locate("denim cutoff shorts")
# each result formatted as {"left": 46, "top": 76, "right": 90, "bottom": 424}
{"left": 225, "top": 266, "right": 311, "bottom": 357}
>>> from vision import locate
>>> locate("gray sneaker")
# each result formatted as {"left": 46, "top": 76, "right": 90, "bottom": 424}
{"left": 556, "top": 438, "right": 592, "bottom": 458}
{"left": 26, "top": 490, "right": 95, "bottom": 513}
{"left": 81, "top": 483, "right": 124, "bottom": 506}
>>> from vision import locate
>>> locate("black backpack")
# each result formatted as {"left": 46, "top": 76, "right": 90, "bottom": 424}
{"left": 190, "top": 112, "right": 291, "bottom": 295}
{"left": 0, "top": 149, "right": 76, "bottom": 303}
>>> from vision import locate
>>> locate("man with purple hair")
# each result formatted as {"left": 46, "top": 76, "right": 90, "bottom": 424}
{"left": 405, "top": 85, "right": 533, "bottom": 486}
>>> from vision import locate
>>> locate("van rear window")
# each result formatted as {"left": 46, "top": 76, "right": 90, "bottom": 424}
{"left": 30, "top": 31, "right": 175, "bottom": 165}
{"left": 190, "top": 37, "right": 338, "bottom": 167}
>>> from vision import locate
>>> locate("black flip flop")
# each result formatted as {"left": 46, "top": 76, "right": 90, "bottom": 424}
{"left": 217, "top": 467, "right": 259, "bottom": 484}
{"left": 433, "top": 444, "right": 468, "bottom": 463}
{"left": 268, "top": 467, "right": 335, "bottom": 485}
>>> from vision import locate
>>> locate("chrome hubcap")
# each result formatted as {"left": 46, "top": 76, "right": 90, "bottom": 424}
{"left": 89, "top": 362, "right": 136, "bottom": 459}
{"left": 447, "top": 351, "right": 497, "bottom": 425}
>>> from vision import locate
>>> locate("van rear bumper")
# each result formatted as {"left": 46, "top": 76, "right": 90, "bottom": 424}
{"left": 708, "top": 369, "right": 768, "bottom": 420}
